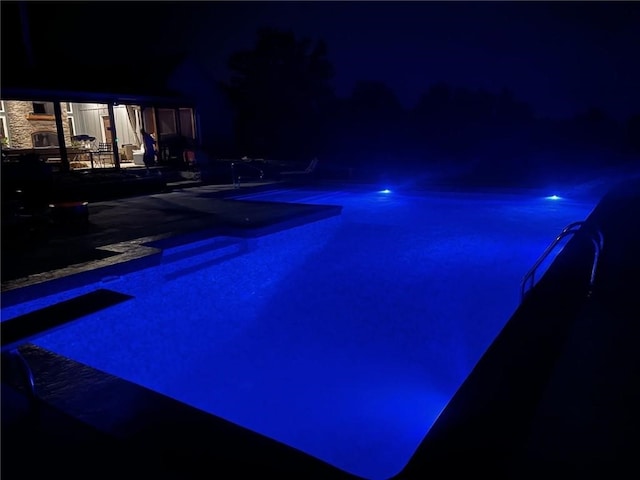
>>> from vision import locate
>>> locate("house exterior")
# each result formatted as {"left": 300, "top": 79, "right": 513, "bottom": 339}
{"left": 166, "top": 55, "right": 235, "bottom": 155}
{"left": 1, "top": 2, "right": 228, "bottom": 174}
{"left": 0, "top": 0, "right": 250, "bottom": 173}
{"left": 0, "top": 86, "right": 199, "bottom": 172}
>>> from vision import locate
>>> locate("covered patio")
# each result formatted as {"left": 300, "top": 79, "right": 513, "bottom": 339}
{"left": 1, "top": 87, "right": 198, "bottom": 174}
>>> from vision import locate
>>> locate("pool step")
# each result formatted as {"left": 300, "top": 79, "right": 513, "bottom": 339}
{"left": 1, "top": 289, "right": 134, "bottom": 354}
{"left": 161, "top": 236, "right": 249, "bottom": 262}
{"left": 160, "top": 236, "right": 251, "bottom": 281}
{"left": 1, "top": 289, "right": 134, "bottom": 398}
{"left": 230, "top": 188, "right": 345, "bottom": 204}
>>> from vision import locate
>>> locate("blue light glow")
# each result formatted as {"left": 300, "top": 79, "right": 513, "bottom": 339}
{"left": 546, "top": 194, "right": 562, "bottom": 200}
{"left": 13, "top": 188, "right": 596, "bottom": 480}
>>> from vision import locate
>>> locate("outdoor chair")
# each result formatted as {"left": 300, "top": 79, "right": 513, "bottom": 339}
{"left": 279, "top": 157, "right": 319, "bottom": 176}
{"left": 94, "top": 142, "right": 114, "bottom": 167}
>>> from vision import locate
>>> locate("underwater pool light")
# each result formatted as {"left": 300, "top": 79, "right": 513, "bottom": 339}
{"left": 545, "top": 194, "right": 561, "bottom": 200}
{"left": 379, "top": 189, "right": 392, "bottom": 194}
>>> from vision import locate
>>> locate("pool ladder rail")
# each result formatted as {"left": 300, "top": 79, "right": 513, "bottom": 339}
{"left": 521, "top": 221, "right": 604, "bottom": 302}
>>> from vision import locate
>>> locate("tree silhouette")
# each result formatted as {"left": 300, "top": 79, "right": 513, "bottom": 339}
{"left": 343, "top": 81, "right": 407, "bottom": 164}
{"left": 222, "top": 27, "right": 335, "bottom": 159}
{"left": 626, "top": 114, "right": 640, "bottom": 153}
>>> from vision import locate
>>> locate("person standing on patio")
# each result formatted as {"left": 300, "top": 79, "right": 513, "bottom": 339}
{"left": 141, "top": 128, "right": 157, "bottom": 174}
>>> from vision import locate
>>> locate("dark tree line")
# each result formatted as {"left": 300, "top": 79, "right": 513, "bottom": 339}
{"left": 221, "top": 27, "right": 335, "bottom": 160}
{"left": 221, "top": 28, "right": 640, "bottom": 184}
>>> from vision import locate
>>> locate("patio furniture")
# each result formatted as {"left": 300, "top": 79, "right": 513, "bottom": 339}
{"left": 122, "top": 144, "right": 136, "bottom": 162}
{"left": 94, "top": 142, "right": 114, "bottom": 167}
{"left": 49, "top": 201, "right": 90, "bottom": 226}
{"left": 280, "top": 157, "right": 319, "bottom": 175}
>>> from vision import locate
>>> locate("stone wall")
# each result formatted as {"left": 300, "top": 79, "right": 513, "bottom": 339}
{"left": 3, "top": 100, "right": 72, "bottom": 149}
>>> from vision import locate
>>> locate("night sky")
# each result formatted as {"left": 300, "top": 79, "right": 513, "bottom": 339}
{"left": 8, "top": 1, "right": 640, "bottom": 121}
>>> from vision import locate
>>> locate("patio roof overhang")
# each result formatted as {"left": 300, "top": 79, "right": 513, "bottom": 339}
{"left": 0, "top": 87, "right": 193, "bottom": 109}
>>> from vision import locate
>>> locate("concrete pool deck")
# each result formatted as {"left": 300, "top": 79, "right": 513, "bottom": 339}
{"left": 1, "top": 180, "right": 341, "bottom": 306}
{"left": 2, "top": 177, "right": 640, "bottom": 479}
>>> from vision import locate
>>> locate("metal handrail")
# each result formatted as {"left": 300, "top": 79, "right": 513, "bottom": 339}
{"left": 8, "top": 348, "right": 37, "bottom": 398}
{"left": 520, "top": 221, "right": 604, "bottom": 302}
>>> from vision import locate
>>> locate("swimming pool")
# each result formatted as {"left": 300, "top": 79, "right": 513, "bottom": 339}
{"left": 4, "top": 187, "right": 596, "bottom": 479}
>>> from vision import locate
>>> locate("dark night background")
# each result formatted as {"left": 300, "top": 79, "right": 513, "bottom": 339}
{"left": 2, "top": 0, "right": 640, "bottom": 185}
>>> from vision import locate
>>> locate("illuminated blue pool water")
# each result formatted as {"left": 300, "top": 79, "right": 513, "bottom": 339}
{"left": 4, "top": 187, "right": 596, "bottom": 479}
